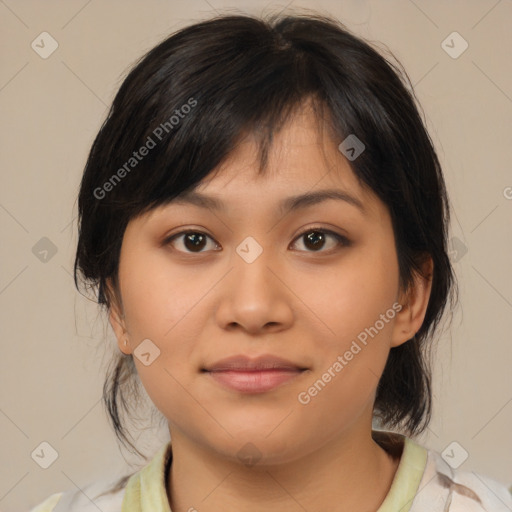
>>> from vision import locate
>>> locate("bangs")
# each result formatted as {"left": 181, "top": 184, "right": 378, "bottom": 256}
{"left": 89, "top": 24, "right": 348, "bottom": 219}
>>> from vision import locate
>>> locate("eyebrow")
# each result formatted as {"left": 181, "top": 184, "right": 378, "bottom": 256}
{"left": 171, "top": 188, "right": 366, "bottom": 216}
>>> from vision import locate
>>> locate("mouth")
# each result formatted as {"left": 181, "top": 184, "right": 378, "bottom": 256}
{"left": 202, "top": 354, "right": 309, "bottom": 393}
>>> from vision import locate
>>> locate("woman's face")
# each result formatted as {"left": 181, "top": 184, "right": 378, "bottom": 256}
{"left": 109, "top": 105, "right": 431, "bottom": 465}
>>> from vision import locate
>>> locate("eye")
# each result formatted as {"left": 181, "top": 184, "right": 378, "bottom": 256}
{"left": 164, "top": 227, "right": 351, "bottom": 254}
{"left": 290, "top": 227, "right": 351, "bottom": 253}
{"left": 165, "top": 231, "right": 220, "bottom": 253}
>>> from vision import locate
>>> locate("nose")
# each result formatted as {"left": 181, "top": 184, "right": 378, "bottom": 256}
{"left": 214, "top": 243, "right": 294, "bottom": 335}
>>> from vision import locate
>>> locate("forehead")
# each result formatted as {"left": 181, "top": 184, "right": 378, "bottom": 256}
{"left": 186, "top": 107, "right": 380, "bottom": 218}
{"left": 134, "top": 104, "right": 386, "bottom": 228}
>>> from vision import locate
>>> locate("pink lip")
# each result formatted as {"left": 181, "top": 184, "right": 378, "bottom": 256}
{"left": 203, "top": 354, "right": 308, "bottom": 393}
{"left": 207, "top": 369, "right": 305, "bottom": 393}
{"left": 204, "top": 354, "right": 306, "bottom": 371}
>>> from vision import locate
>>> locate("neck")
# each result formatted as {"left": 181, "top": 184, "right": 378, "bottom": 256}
{"left": 166, "top": 425, "right": 401, "bottom": 512}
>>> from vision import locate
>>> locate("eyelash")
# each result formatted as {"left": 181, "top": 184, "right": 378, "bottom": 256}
{"left": 163, "top": 226, "right": 351, "bottom": 255}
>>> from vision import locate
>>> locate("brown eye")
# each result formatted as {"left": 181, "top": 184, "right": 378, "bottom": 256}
{"left": 291, "top": 228, "right": 351, "bottom": 253}
{"left": 166, "top": 231, "right": 219, "bottom": 253}
{"left": 164, "top": 227, "right": 350, "bottom": 255}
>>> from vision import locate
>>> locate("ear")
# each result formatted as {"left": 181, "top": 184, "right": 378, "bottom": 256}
{"left": 391, "top": 255, "right": 433, "bottom": 348}
{"left": 105, "top": 278, "right": 132, "bottom": 355}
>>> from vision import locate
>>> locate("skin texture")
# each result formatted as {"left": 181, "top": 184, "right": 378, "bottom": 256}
{"left": 108, "top": 102, "right": 433, "bottom": 511}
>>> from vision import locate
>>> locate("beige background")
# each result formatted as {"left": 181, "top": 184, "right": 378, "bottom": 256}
{"left": 1, "top": 0, "right": 511, "bottom": 510}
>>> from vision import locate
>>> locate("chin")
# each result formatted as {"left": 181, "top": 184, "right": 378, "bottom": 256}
{"left": 202, "top": 429, "right": 307, "bottom": 467}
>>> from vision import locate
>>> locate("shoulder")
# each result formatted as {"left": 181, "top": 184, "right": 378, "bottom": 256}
{"left": 29, "top": 492, "right": 63, "bottom": 512}
{"left": 411, "top": 446, "right": 512, "bottom": 511}
{"left": 29, "top": 441, "right": 172, "bottom": 512}
{"left": 29, "top": 475, "right": 128, "bottom": 512}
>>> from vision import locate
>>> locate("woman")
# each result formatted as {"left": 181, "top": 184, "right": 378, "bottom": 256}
{"left": 31, "top": 12, "right": 512, "bottom": 512}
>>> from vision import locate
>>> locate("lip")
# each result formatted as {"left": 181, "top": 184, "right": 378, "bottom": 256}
{"left": 204, "top": 354, "right": 307, "bottom": 372}
{"left": 202, "top": 355, "right": 308, "bottom": 393}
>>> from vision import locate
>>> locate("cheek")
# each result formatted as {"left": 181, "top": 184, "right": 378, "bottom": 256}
{"left": 299, "top": 239, "right": 399, "bottom": 347}
{"left": 132, "top": 355, "right": 193, "bottom": 422}
{"left": 295, "top": 236, "right": 399, "bottom": 411}
{"left": 117, "top": 247, "right": 221, "bottom": 409}
{"left": 119, "top": 247, "right": 207, "bottom": 341}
